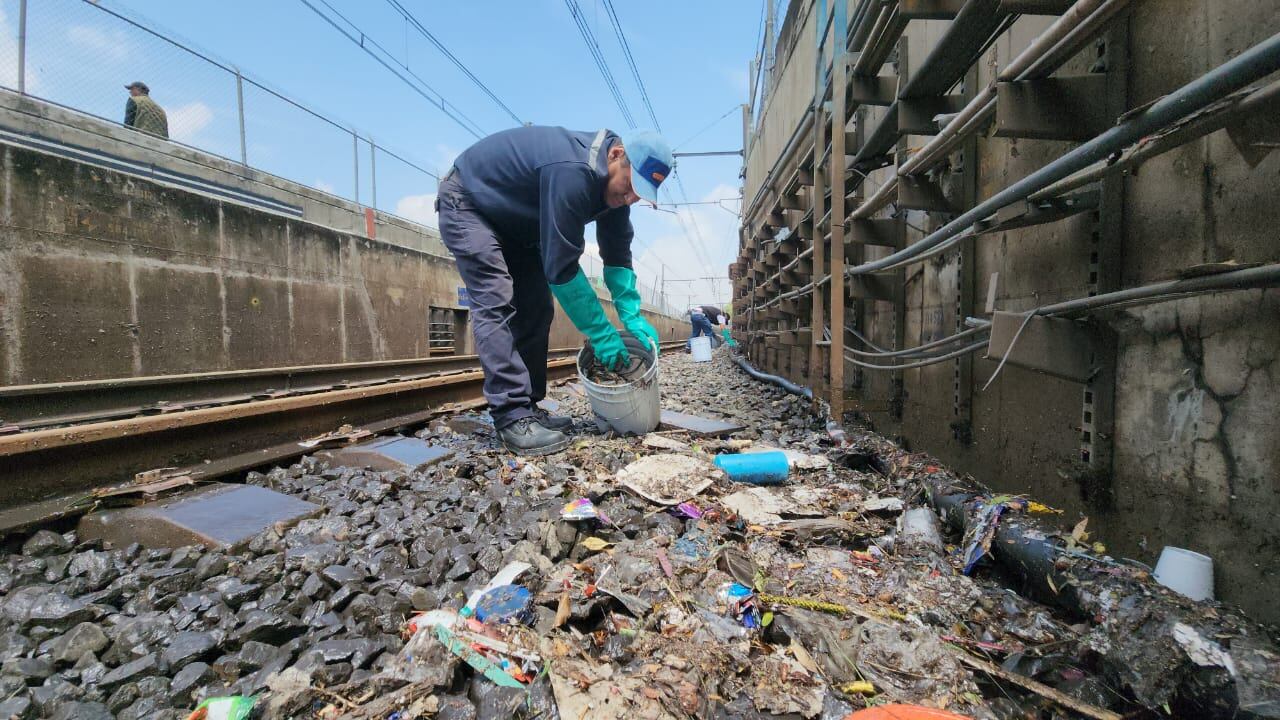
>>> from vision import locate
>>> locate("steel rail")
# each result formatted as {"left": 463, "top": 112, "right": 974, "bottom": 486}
{"left": 0, "top": 342, "right": 687, "bottom": 521}
{"left": 0, "top": 350, "right": 582, "bottom": 430}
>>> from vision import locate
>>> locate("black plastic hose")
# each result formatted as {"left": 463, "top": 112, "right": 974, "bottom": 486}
{"left": 731, "top": 353, "right": 814, "bottom": 399}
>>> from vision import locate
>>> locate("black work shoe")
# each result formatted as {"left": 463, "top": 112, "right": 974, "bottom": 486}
{"left": 499, "top": 417, "right": 570, "bottom": 456}
{"left": 533, "top": 407, "right": 574, "bottom": 431}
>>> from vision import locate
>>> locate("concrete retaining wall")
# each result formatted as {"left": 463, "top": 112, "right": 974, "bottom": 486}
{"left": 0, "top": 139, "right": 683, "bottom": 385}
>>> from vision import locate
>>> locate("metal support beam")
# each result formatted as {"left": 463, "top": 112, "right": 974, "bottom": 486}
{"left": 829, "top": 0, "right": 849, "bottom": 421}
{"left": 235, "top": 69, "right": 247, "bottom": 165}
{"left": 847, "top": 218, "right": 906, "bottom": 254}
{"left": 998, "top": 0, "right": 1074, "bottom": 13}
{"left": 16, "top": 0, "right": 26, "bottom": 94}
{"left": 995, "top": 75, "right": 1111, "bottom": 141}
{"left": 897, "top": 175, "right": 958, "bottom": 213}
{"left": 847, "top": 275, "right": 896, "bottom": 302}
{"left": 899, "top": 95, "right": 969, "bottom": 135}
{"left": 810, "top": 0, "right": 829, "bottom": 407}
{"left": 848, "top": 75, "right": 898, "bottom": 105}
{"left": 900, "top": 0, "right": 966, "bottom": 20}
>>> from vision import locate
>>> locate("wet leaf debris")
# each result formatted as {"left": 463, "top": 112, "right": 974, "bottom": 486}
{"left": 0, "top": 348, "right": 1273, "bottom": 719}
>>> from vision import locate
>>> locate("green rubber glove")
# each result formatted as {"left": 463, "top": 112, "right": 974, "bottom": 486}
{"left": 603, "top": 265, "right": 659, "bottom": 351}
{"left": 550, "top": 268, "right": 630, "bottom": 369}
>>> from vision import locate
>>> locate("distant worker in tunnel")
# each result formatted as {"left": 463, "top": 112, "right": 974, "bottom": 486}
{"left": 435, "top": 126, "right": 672, "bottom": 456}
{"left": 123, "top": 81, "right": 169, "bottom": 139}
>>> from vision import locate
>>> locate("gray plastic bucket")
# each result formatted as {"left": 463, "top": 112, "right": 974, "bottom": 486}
{"left": 690, "top": 336, "right": 713, "bottom": 361}
{"left": 576, "top": 335, "right": 660, "bottom": 435}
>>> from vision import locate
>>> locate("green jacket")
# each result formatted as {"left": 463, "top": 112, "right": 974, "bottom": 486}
{"left": 124, "top": 95, "right": 169, "bottom": 139}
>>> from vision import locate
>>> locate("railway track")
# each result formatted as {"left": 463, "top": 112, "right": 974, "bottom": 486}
{"left": 0, "top": 341, "right": 688, "bottom": 533}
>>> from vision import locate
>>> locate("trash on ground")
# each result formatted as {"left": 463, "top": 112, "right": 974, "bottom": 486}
{"left": 722, "top": 485, "right": 829, "bottom": 525}
{"left": 615, "top": 452, "right": 721, "bottom": 504}
{"left": 714, "top": 449, "right": 791, "bottom": 484}
{"left": 185, "top": 696, "right": 257, "bottom": 720}
{"left": 641, "top": 433, "right": 691, "bottom": 451}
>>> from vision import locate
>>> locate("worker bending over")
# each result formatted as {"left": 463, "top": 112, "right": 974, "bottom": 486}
{"left": 685, "top": 305, "right": 716, "bottom": 351}
{"left": 436, "top": 126, "right": 672, "bottom": 456}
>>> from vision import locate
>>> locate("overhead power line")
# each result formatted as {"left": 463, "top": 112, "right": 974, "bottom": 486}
{"left": 563, "top": 0, "right": 637, "bottom": 127}
{"left": 383, "top": 0, "right": 524, "bottom": 126}
{"left": 600, "top": 0, "right": 661, "bottom": 131}
{"left": 298, "top": 0, "right": 484, "bottom": 138}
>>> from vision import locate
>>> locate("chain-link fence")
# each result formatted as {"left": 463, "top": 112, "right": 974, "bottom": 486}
{"left": 0, "top": 0, "right": 440, "bottom": 227}
{"left": 0, "top": 0, "right": 685, "bottom": 316}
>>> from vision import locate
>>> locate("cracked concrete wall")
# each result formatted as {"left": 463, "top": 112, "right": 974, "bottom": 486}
{"left": 0, "top": 142, "right": 683, "bottom": 385}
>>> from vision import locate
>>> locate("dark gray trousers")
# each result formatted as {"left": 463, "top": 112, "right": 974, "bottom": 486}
{"left": 436, "top": 176, "right": 553, "bottom": 429}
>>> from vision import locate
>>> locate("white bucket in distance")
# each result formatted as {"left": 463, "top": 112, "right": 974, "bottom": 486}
{"left": 576, "top": 335, "right": 661, "bottom": 435}
{"left": 690, "top": 336, "right": 713, "bottom": 362}
{"left": 1153, "top": 546, "right": 1214, "bottom": 601}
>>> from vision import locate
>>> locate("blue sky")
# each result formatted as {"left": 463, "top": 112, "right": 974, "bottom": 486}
{"left": 5, "top": 0, "right": 768, "bottom": 309}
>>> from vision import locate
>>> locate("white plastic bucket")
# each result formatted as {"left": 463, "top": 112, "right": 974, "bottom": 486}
{"left": 576, "top": 341, "right": 661, "bottom": 435}
{"left": 690, "top": 336, "right": 713, "bottom": 362}
{"left": 1153, "top": 546, "right": 1214, "bottom": 601}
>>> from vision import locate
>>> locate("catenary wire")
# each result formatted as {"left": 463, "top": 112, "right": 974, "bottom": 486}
{"left": 383, "top": 0, "right": 524, "bottom": 125}
{"left": 298, "top": 0, "right": 484, "bottom": 138}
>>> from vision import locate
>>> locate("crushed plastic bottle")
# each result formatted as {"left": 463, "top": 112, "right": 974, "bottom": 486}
{"left": 186, "top": 695, "right": 257, "bottom": 720}
{"left": 825, "top": 420, "right": 850, "bottom": 447}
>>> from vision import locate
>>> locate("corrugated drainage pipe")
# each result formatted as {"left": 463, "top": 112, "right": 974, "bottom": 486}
{"left": 732, "top": 353, "right": 813, "bottom": 400}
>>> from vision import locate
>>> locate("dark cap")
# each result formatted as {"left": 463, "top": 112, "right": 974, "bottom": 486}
{"left": 124, "top": 81, "right": 150, "bottom": 93}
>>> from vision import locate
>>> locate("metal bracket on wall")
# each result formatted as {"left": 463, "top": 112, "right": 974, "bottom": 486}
{"left": 985, "top": 312, "right": 1097, "bottom": 383}
{"left": 847, "top": 218, "right": 906, "bottom": 254}
{"left": 995, "top": 75, "right": 1111, "bottom": 141}
{"left": 899, "top": 95, "right": 969, "bottom": 135}
{"left": 998, "top": 0, "right": 1074, "bottom": 14}
{"left": 898, "top": 175, "right": 958, "bottom": 213}
{"left": 848, "top": 76, "right": 898, "bottom": 106}
{"left": 900, "top": 0, "right": 966, "bottom": 20}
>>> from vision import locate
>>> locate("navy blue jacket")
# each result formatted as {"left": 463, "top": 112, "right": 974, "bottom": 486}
{"left": 451, "top": 126, "right": 634, "bottom": 285}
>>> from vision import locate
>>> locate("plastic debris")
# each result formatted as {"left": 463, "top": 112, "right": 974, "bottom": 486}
{"left": 673, "top": 501, "right": 703, "bottom": 519}
{"left": 185, "top": 696, "right": 257, "bottom": 720}
{"left": 896, "top": 507, "right": 944, "bottom": 553}
{"left": 561, "top": 497, "right": 607, "bottom": 522}
{"left": 717, "top": 582, "right": 762, "bottom": 629}
{"left": 463, "top": 561, "right": 531, "bottom": 610}
{"left": 407, "top": 610, "right": 535, "bottom": 688}
{"left": 863, "top": 496, "right": 905, "bottom": 513}
{"left": 958, "top": 495, "right": 1028, "bottom": 574}
{"left": 473, "top": 584, "right": 534, "bottom": 626}
{"left": 714, "top": 450, "right": 791, "bottom": 484}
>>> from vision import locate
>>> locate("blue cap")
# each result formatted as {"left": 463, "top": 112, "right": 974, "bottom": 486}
{"left": 619, "top": 129, "right": 673, "bottom": 204}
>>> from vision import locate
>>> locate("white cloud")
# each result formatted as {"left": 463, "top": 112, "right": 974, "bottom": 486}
{"left": 168, "top": 101, "right": 214, "bottom": 144}
{"left": 314, "top": 180, "right": 336, "bottom": 195}
{"left": 631, "top": 182, "right": 742, "bottom": 313}
{"left": 395, "top": 192, "right": 437, "bottom": 227}
{"left": 67, "top": 25, "right": 130, "bottom": 63}
{"left": 433, "top": 144, "right": 461, "bottom": 172}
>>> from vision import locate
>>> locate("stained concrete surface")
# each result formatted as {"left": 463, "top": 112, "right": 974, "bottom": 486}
{"left": 0, "top": 141, "right": 684, "bottom": 387}
{"left": 740, "top": 1, "right": 1280, "bottom": 623}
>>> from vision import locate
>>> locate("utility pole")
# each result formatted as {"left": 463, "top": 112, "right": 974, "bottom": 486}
{"left": 762, "top": 1, "right": 776, "bottom": 101}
